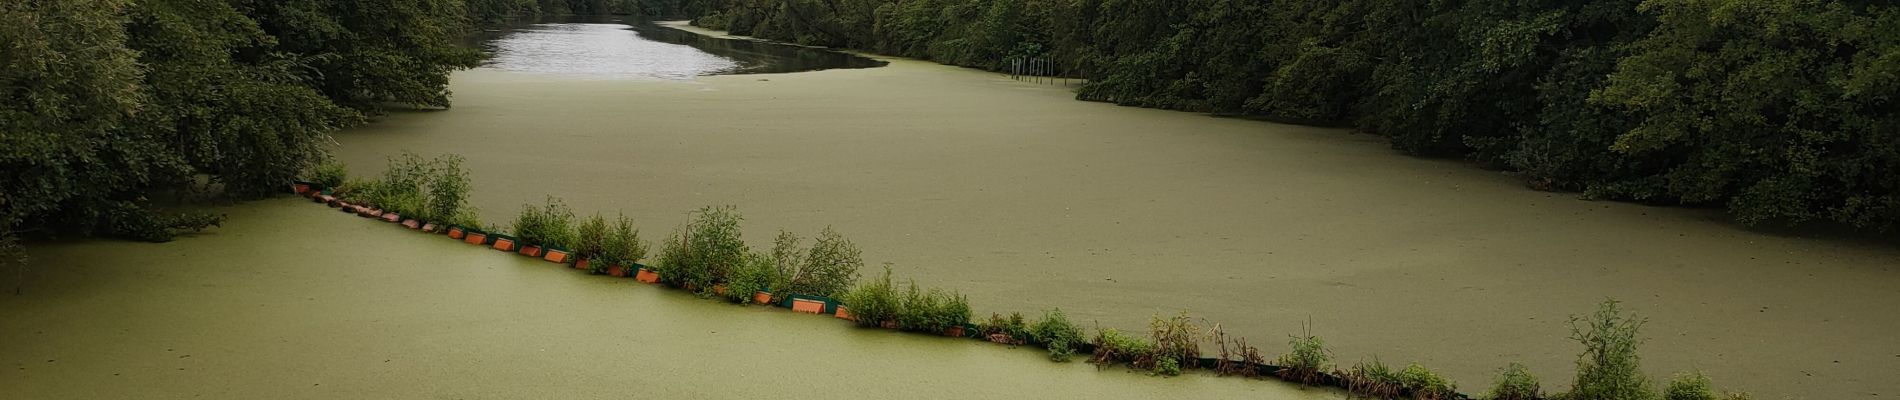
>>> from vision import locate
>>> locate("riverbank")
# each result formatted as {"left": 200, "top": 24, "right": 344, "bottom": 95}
{"left": 320, "top": 47, "right": 1900, "bottom": 399}
{"left": 0, "top": 198, "right": 1339, "bottom": 399}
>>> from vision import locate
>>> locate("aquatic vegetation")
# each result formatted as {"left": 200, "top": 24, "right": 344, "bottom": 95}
{"left": 977, "top": 312, "right": 1031, "bottom": 345}
{"left": 672, "top": 205, "right": 745, "bottom": 294}
{"left": 1030, "top": 309, "right": 1084, "bottom": 362}
{"left": 789, "top": 227, "right": 862, "bottom": 298}
{"left": 1210, "top": 323, "right": 1265, "bottom": 377}
{"left": 840, "top": 265, "right": 901, "bottom": 327}
{"left": 513, "top": 197, "right": 577, "bottom": 249}
{"left": 725, "top": 251, "right": 780, "bottom": 303}
{"left": 1663, "top": 372, "right": 1715, "bottom": 400}
{"left": 597, "top": 214, "right": 647, "bottom": 267}
{"left": 1341, "top": 358, "right": 1403, "bottom": 399}
{"left": 1487, "top": 363, "right": 1542, "bottom": 400}
{"left": 1276, "top": 326, "right": 1330, "bottom": 385}
{"left": 1400, "top": 363, "right": 1458, "bottom": 400}
{"left": 1148, "top": 312, "right": 1201, "bottom": 374}
{"left": 1089, "top": 327, "right": 1156, "bottom": 369}
{"left": 311, "top": 160, "right": 349, "bottom": 189}
{"left": 1565, "top": 300, "right": 1656, "bottom": 400}
{"left": 574, "top": 214, "right": 609, "bottom": 269}
{"left": 425, "top": 155, "right": 472, "bottom": 225}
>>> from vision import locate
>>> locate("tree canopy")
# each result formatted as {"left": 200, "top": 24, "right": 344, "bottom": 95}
{"left": 2, "top": 0, "right": 479, "bottom": 242}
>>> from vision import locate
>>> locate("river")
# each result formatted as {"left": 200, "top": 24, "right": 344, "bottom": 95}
{"left": 5, "top": 18, "right": 1898, "bottom": 400}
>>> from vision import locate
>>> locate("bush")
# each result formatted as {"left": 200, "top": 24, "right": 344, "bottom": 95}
{"left": 1488, "top": 363, "right": 1542, "bottom": 400}
{"left": 896, "top": 281, "right": 940, "bottom": 331}
{"left": 1343, "top": 358, "right": 1403, "bottom": 399}
{"left": 1400, "top": 363, "right": 1457, "bottom": 400}
{"left": 665, "top": 205, "right": 746, "bottom": 294}
{"left": 1149, "top": 312, "right": 1202, "bottom": 374}
{"left": 725, "top": 250, "right": 779, "bottom": 303}
{"left": 1154, "top": 357, "right": 1181, "bottom": 376}
{"left": 769, "top": 231, "right": 804, "bottom": 295}
{"left": 1030, "top": 308, "right": 1085, "bottom": 362}
{"left": 791, "top": 227, "right": 861, "bottom": 297}
{"left": 1566, "top": 300, "right": 1656, "bottom": 400}
{"left": 598, "top": 214, "right": 647, "bottom": 267}
{"left": 425, "top": 154, "right": 471, "bottom": 223}
{"left": 1210, "top": 323, "right": 1266, "bottom": 377}
{"left": 575, "top": 214, "right": 609, "bottom": 265}
{"left": 1090, "top": 327, "right": 1156, "bottom": 369}
{"left": 311, "top": 160, "right": 348, "bottom": 189}
{"left": 978, "top": 312, "right": 1031, "bottom": 345}
{"left": 1663, "top": 372, "right": 1715, "bottom": 400}
{"left": 840, "top": 265, "right": 900, "bottom": 327}
{"left": 1277, "top": 327, "right": 1330, "bottom": 385}
{"left": 652, "top": 228, "right": 692, "bottom": 286}
{"left": 512, "top": 197, "right": 576, "bottom": 248}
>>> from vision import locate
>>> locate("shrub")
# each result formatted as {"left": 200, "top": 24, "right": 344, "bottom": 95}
{"left": 1030, "top": 308, "right": 1085, "bottom": 362}
{"left": 652, "top": 228, "right": 692, "bottom": 286}
{"left": 311, "top": 160, "right": 348, "bottom": 189}
{"left": 1342, "top": 358, "right": 1403, "bottom": 399}
{"left": 978, "top": 312, "right": 1031, "bottom": 345}
{"left": 896, "top": 281, "right": 940, "bottom": 331}
{"left": 1663, "top": 372, "right": 1715, "bottom": 400}
{"left": 536, "top": 198, "right": 576, "bottom": 249}
{"left": 671, "top": 205, "right": 746, "bottom": 293}
{"left": 383, "top": 191, "right": 429, "bottom": 220}
{"left": 769, "top": 231, "right": 804, "bottom": 296}
{"left": 1210, "top": 323, "right": 1266, "bottom": 378}
{"left": 575, "top": 214, "right": 609, "bottom": 265}
{"left": 938, "top": 290, "right": 971, "bottom": 332}
{"left": 1488, "top": 363, "right": 1542, "bottom": 400}
{"left": 792, "top": 227, "right": 861, "bottom": 297}
{"left": 1566, "top": 300, "right": 1656, "bottom": 400}
{"left": 1400, "top": 363, "right": 1458, "bottom": 400}
{"left": 512, "top": 197, "right": 576, "bottom": 248}
{"left": 1149, "top": 312, "right": 1202, "bottom": 374}
{"left": 1277, "top": 327, "right": 1330, "bottom": 385}
{"left": 839, "top": 265, "right": 900, "bottom": 327}
{"left": 425, "top": 154, "right": 471, "bottom": 223}
{"left": 336, "top": 178, "right": 380, "bottom": 204}
{"left": 1155, "top": 357, "right": 1181, "bottom": 376}
{"left": 599, "top": 214, "right": 647, "bottom": 267}
{"left": 725, "top": 250, "right": 779, "bottom": 303}
{"left": 1090, "top": 327, "right": 1156, "bottom": 369}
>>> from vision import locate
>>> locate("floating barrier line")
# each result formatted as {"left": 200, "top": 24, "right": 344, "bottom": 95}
{"left": 287, "top": 180, "right": 1478, "bottom": 399}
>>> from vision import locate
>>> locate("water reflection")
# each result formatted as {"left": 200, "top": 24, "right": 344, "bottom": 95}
{"left": 477, "top": 16, "right": 885, "bottom": 79}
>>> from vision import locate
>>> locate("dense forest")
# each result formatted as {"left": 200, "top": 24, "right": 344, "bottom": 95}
{"left": 684, "top": 0, "right": 1900, "bottom": 232}
{"left": 1, "top": 0, "right": 482, "bottom": 245}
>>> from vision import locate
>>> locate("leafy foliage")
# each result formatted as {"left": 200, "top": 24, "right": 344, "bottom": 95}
{"left": 675, "top": 0, "right": 1900, "bottom": 232}
{"left": 1566, "top": 300, "right": 1656, "bottom": 400}
{"left": 1400, "top": 363, "right": 1458, "bottom": 400}
{"left": 575, "top": 214, "right": 610, "bottom": 264}
{"left": 1029, "top": 308, "right": 1084, "bottom": 362}
{"left": 2, "top": 0, "right": 477, "bottom": 242}
{"left": 599, "top": 214, "right": 648, "bottom": 267}
{"left": 513, "top": 197, "right": 577, "bottom": 248}
{"left": 1488, "top": 363, "right": 1543, "bottom": 400}
{"left": 1664, "top": 372, "right": 1716, "bottom": 400}
{"left": 1277, "top": 327, "right": 1330, "bottom": 385}
{"left": 840, "top": 264, "right": 901, "bottom": 327}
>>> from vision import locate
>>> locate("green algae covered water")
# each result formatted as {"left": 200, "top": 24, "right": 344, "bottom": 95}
{"left": 0, "top": 199, "right": 1342, "bottom": 399}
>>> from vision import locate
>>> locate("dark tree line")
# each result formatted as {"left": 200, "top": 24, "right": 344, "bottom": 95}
{"left": 683, "top": 0, "right": 1900, "bottom": 232}
{"left": 2, "top": 0, "right": 480, "bottom": 242}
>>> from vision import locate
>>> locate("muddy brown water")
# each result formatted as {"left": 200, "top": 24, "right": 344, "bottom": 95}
{"left": 6, "top": 22, "right": 1899, "bottom": 400}
{"left": 0, "top": 199, "right": 1341, "bottom": 399}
